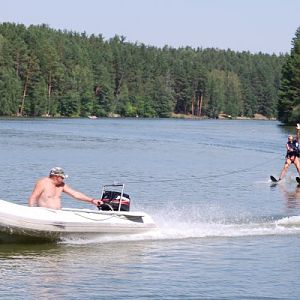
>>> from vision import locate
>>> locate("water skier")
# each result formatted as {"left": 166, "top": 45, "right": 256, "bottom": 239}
{"left": 276, "top": 124, "right": 300, "bottom": 181}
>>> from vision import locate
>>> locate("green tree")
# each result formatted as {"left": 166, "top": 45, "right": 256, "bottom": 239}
{"left": 225, "top": 71, "right": 243, "bottom": 117}
{"left": 59, "top": 90, "right": 80, "bottom": 117}
{"left": 205, "top": 70, "right": 225, "bottom": 118}
{"left": 152, "top": 75, "right": 174, "bottom": 117}
{"left": 278, "top": 27, "right": 300, "bottom": 123}
{"left": 0, "top": 67, "right": 22, "bottom": 115}
{"left": 28, "top": 79, "right": 48, "bottom": 116}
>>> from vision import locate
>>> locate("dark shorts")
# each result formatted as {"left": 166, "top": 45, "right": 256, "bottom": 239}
{"left": 286, "top": 154, "right": 298, "bottom": 164}
{"left": 286, "top": 151, "right": 299, "bottom": 159}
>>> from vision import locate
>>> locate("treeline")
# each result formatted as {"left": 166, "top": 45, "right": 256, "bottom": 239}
{"left": 278, "top": 26, "right": 300, "bottom": 124}
{"left": 0, "top": 22, "right": 285, "bottom": 118}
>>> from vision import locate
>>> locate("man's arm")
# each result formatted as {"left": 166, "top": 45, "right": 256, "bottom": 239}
{"left": 28, "top": 180, "right": 44, "bottom": 207}
{"left": 297, "top": 124, "right": 300, "bottom": 142}
{"left": 63, "top": 184, "right": 101, "bottom": 205}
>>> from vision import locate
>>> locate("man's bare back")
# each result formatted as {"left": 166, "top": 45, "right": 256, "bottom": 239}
{"left": 28, "top": 167, "right": 102, "bottom": 209}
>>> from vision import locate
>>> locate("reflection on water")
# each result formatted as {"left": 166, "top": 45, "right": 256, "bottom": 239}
{"left": 279, "top": 183, "right": 300, "bottom": 209}
{"left": 0, "top": 241, "right": 164, "bottom": 299}
{"left": 0, "top": 243, "right": 60, "bottom": 258}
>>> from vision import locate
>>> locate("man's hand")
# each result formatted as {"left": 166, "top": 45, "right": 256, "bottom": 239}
{"left": 91, "top": 199, "right": 103, "bottom": 206}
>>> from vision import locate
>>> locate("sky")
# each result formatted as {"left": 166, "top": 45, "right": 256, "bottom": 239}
{"left": 1, "top": 0, "right": 300, "bottom": 55}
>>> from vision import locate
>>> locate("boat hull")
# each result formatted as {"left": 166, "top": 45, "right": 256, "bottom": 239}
{"left": 0, "top": 200, "right": 157, "bottom": 243}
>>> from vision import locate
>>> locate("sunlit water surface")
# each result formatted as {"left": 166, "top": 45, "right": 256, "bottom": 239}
{"left": 0, "top": 118, "right": 300, "bottom": 299}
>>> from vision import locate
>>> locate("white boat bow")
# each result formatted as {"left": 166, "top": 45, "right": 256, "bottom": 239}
{"left": 0, "top": 199, "right": 157, "bottom": 243}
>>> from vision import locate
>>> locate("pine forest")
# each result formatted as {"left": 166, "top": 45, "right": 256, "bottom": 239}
{"left": 0, "top": 22, "right": 299, "bottom": 122}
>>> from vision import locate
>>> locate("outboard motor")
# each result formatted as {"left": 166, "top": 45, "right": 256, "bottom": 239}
{"left": 98, "top": 184, "right": 130, "bottom": 211}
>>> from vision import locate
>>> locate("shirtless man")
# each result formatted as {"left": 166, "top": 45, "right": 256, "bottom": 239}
{"left": 28, "top": 167, "right": 103, "bottom": 209}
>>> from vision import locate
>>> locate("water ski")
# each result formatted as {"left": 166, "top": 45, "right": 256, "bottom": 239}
{"left": 270, "top": 175, "right": 279, "bottom": 183}
{"left": 270, "top": 176, "right": 300, "bottom": 184}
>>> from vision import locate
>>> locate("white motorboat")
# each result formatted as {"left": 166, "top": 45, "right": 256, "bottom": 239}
{"left": 0, "top": 184, "right": 157, "bottom": 243}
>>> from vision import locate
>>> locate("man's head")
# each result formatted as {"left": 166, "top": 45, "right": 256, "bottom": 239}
{"left": 288, "top": 135, "right": 294, "bottom": 142}
{"left": 49, "top": 167, "right": 68, "bottom": 179}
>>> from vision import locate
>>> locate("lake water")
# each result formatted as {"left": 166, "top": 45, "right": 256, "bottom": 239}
{"left": 0, "top": 118, "right": 300, "bottom": 299}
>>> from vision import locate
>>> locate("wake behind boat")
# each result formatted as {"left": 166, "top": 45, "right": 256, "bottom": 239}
{"left": 0, "top": 184, "right": 157, "bottom": 243}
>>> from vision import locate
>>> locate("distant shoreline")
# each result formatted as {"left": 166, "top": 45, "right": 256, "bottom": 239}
{"left": 0, "top": 113, "right": 277, "bottom": 121}
{"left": 171, "top": 113, "right": 276, "bottom": 121}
